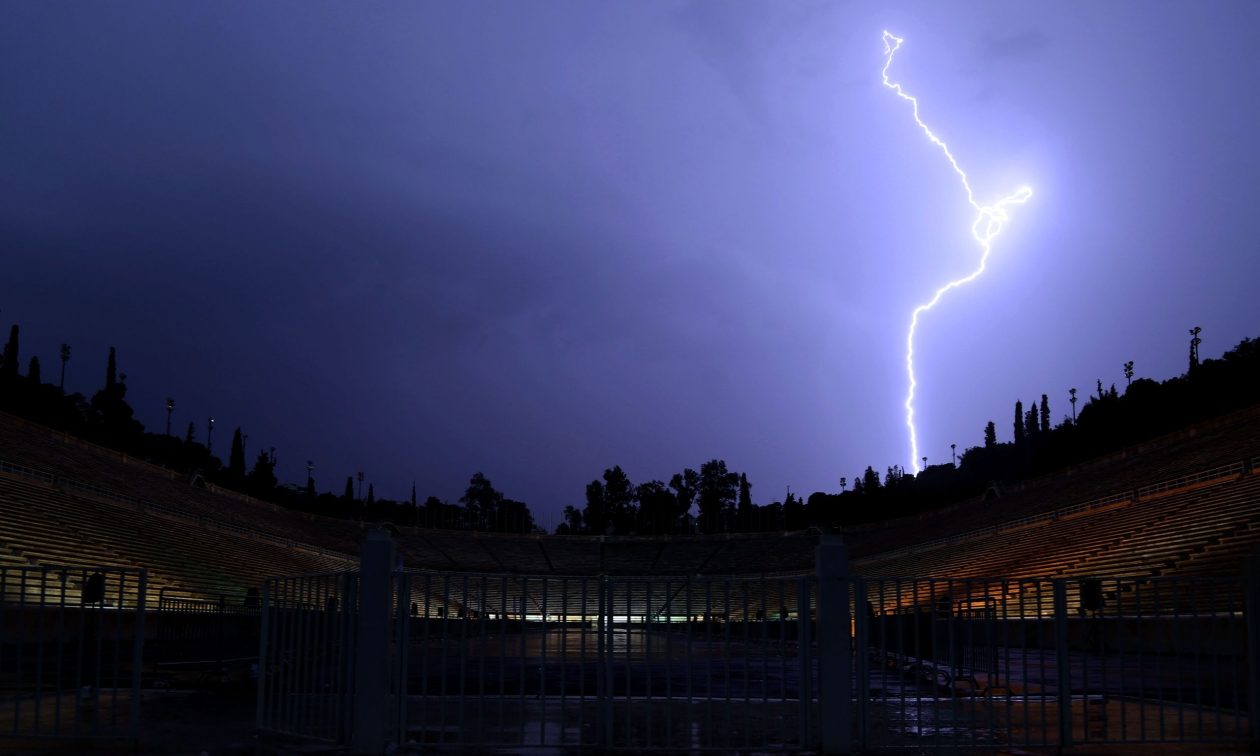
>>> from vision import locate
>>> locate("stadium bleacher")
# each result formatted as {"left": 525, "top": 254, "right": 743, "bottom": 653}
{"left": 0, "top": 404, "right": 1258, "bottom": 612}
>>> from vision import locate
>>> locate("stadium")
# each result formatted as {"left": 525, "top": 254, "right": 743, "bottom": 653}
{"left": 2, "top": 399, "right": 1260, "bottom": 752}
{"left": 5, "top": 4, "right": 1260, "bottom": 755}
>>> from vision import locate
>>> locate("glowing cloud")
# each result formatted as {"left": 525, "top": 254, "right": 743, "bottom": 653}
{"left": 881, "top": 30, "right": 1032, "bottom": 474}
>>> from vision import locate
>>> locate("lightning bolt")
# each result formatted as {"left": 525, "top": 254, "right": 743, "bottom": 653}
{"left": 881, "top": 30, "right": 1032, "bottom": 474}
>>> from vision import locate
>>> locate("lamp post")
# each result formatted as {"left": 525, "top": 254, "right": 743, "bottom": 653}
{"left": 922, "top": 456, "right": 928, "bottom": 472}
{"left": 950, "top": 443, "right": 957, "bottom": 467}
{"left": 306, "top": 460, "right": 314, "bottom": 490}
{"left": 58, "top": 344, "right": 70, "bottom": 393}
{"left": 207, "top": 417, "right": 215, "bottom": 455}
{"left": 165, "top": 398, "right": 174, "bottom": 436}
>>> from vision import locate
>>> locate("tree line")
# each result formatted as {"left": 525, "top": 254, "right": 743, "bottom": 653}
{"left": 2, "top": 322, "right": 1258, "bottom": 535}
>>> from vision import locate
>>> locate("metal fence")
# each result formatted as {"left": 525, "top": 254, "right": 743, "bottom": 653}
{"left": 255, "top": 534, "right": 1260, "bottom": 753}
{"left": 395, "top": 571, "right": 819, "bottom": 751}
{"left": 154, "top": 589, "right": 260, "bottom": 683}
{"left": 855, "top": 575, "right": 1249, "bottom": 751}
{"left": 0, "top": 565, "right": 146, "bottom": 741}
{"left": 256, "top": 570, "right": 362, "bottom": 743}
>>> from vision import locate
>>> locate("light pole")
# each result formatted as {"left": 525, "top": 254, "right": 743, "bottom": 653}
{"left": 165, "top": 398, "right": 174, "bottom": 436}
{"left": 950, "top": 443, "right": 957, "bottom": 467}
{"left": 207, "top": 417, "right": 215, "bottom": 455}
{"left": 1069, "top": 388, "right": 1078, "bottom": 424}
{"left": 306, "top": 460, "right": 314, "bottom": 491}
{"left": 922, "top": 456, "right": 928, "bottom": 472}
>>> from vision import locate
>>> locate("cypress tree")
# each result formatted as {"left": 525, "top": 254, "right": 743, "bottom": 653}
{"left": 105, "top": 347, "right": 117, "bottom": 389}
{"left": 1014, "top": 400, "right": 1025, "bottom": 444}
{"left": 228, "top": 428, "right": 246, "bottom": 478}
{"left": 27, "top": 356, "right": 40, "bottom": 385}
{"left": 1039, "top": 394, "right": 1051, "bottom": 433}
{"left": 984, "top": 421, "right": 997, "bottom": 448}
{"left": 343, "top": 476, "right": 355, "bottom": 502}
{"left": 2, "top": 325, "right": 18, "bottom": 378}
{"left": 367, "top": 484, "right": 375, "bottom": 507}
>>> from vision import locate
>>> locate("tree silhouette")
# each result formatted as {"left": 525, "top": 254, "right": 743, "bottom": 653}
{"left": 228, "top": 427, "right": 246, "bottom": 479}
{"left": 343, "top": 476, "right": 355, "bottom": 502}
{"left": 27, "top": 356, "right": 40, "bottom": 385}
{"left": 698, "top": 459, "right": 737, "bottom": 533}
{"left": 1039, "top": 394, "right": 1051, "bottom": 433}
{"left": 984, "top": 421, "right": 997, "bottom": 448}
{"left": 1069, "top": 388, "right": 1078, "bottom": 423}
{"left": 460, "top": 472, "right": 502, "bottom": 530}
{"left": 602, "top": 466, "right": 635, "bottom": 534}
{"left": 1014, "top": 400, "right": 1025, "bottom": 445}
{"left": 1189, "top": 326, "right": 1202, "bottom": 373}
{"left": 104, "top": 346, "right": 116, "bottom": 389}
{"left": 636, "top": 480, "right": 683, "bottom": 534}
{"left": 736, "top": 473, "right": 754, "bottom": 530}
{"left": 669, "top": 469, "right": 699, "bottom": 520}
{"left": 2, "top": 325, "right": 19, "bottom": 379}
{"left": 1124, "top": 360, "right": 1135, "bottom": 387}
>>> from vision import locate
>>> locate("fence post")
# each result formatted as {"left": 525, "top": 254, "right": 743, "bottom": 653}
{"left": 1053, "top": 579, "right": 1072, "bottom": 748}
{"left": 1245, "top": 553, "right": 1260, "bottom": 744}
{"left": 351, "top": 529, "right": 395, "bottom": 755}
{"left": 816, "top": 534, "right": 852, "bottom": 754}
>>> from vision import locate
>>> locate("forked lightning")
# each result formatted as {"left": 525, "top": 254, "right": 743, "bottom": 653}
{"left": 881, "top": 30, "right": 1032, "bottom": 474}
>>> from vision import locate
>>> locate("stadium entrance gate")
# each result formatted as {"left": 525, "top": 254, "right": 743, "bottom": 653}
{"left": 0, "top": 565, "right": 146, "bottom": 743}
{"left": 257, "top": 533, "right": 1260, "bottom": 753}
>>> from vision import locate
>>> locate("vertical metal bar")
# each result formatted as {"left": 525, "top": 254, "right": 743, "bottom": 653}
{"left": 130, "top": 571, "right": 146, "bottom": 741}
{"left": 559, "top": 576, "right": 568, "bottom": 747}
{"left": 458, "top": 574, "right": 469, "bottom": 745}
{"left": 579, "top": 576, "right": 588, "bottom": 745}
{"left": 623, "top": 580, "right": 631, "bottom": 746}
{"left": 438, "top": 574, "right": 450, "bottom": 741}
{"left": 541, "top": 577, "right": 549, "bottom": 747}
{"left": 1054, "top": 579, "right": 1072, "bottom": 748}
{"left": 476, "top": 575, "right": 487, "bottom": 747}
{"left": 797, "top": 577, "right": 810, "bottom": 748}
{"left": 1137, "top": 579, "right": 1146, "bottom": 743}
{"left": 855, "top": 577, "right": 870, "bottom": 751}
{"left": 759, "top": 577, "right": 768, "bottom": 749}
{"left": 1154, "top": 579, "right": 1164, "bottom": 740}
{"left": 600, "top": 576, "right": 613, "bottom": 750}
{"left": 34, "top": 571, "right": 46, "bottom": 735}
{"left": 645, "top": 579, "right": 653, "bottom": 749}
{"left": 256, "top": 580, "right": 270, "bottom": 731}
{"left": 519, "top": 576, "right": 528, "bottom": 747}
{"left": 419, "top": 573, "right": 431, "bottom": 741}
{"left": 723, "top": 579, "right": 732, "bottom": 749}
{"left": 741, "top": 579, "right": 750, "bottom": 750}
{"left": 500, "top": 574, "right": 508, "bottom": 746}
{"left": 396, "top": 572, "right": 411, "bottom": 749}
{"left": 706, "top": 579, "right": 714, "bottom": 747}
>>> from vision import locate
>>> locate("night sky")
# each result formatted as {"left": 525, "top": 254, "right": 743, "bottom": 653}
{"left": 3, "top": 2, "right": 1259, "bottom": 526}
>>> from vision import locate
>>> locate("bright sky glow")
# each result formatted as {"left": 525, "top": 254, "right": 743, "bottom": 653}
{"left": 881, "top": 30, "right": 1033, "bottom": 474}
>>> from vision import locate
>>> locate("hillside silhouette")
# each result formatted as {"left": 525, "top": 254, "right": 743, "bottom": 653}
{"left": 1, "top": 321, "right": 1257, "bottom": 535}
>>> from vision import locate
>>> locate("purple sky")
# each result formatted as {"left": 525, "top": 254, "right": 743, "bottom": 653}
{"left": 3, "top": 2, "right": 1259, "bottom": 526}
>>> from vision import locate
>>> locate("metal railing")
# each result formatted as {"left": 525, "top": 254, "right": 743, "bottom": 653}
{"left": 256, "top": 533, "right": 1260, "bottom": 753}
{"left": 0, "top": 565, "right": 146, "bottom": 741}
